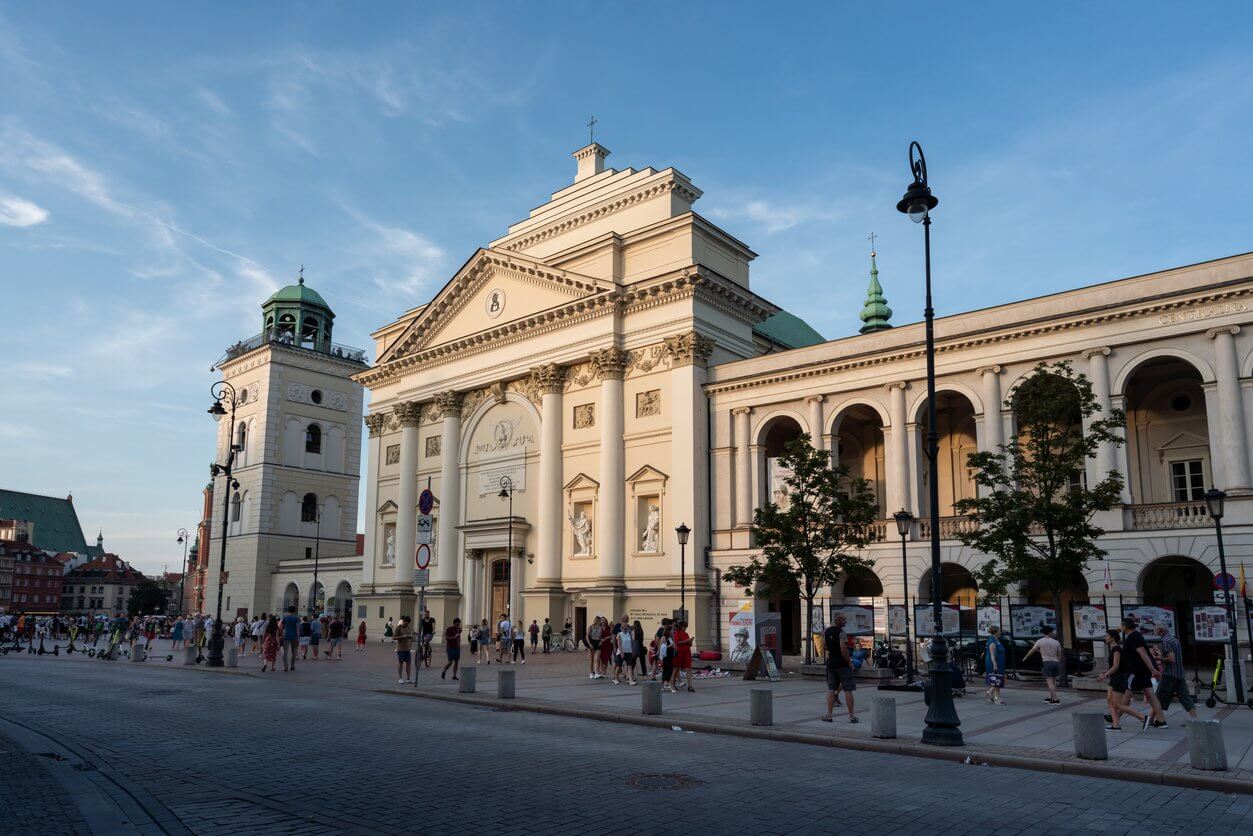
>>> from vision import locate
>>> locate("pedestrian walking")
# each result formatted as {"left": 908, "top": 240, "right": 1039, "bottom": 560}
{"left": 613, "top": 615, "right": 638, "bottom": 685}
{"left": 234, "top": 617, "right": 248, "bottom": 655}
{"left": 983, "top": 626, "right": 1006, "bottom": 704}
{"left": 541, "top": 618, "right": 552, "bottom": 653}
{"left": 280, "top": 606, "right": 301, "bottom": 672}
{"left": 657, "top": 623, "right": 676, "bottom": 692}
{"left": 327, "top": 615, "right": 344, "bottom": 660}
{"left": 441, "top": 618, "right": 463, "bottom": 680}
{"left": 587, "top": 617, "right": 604, "bottom": 679}
{"left": 478, "top": 618, "right": 492, "bottom": 664}
{"left": 1023, "top": 625, "right": 1063, "bottom": 705}
{"left": 260, "top": 616, "right": 279, "bottom": 672}
{"left": 673, "top": 621, "right": 694, "bottom": 692}
{"left": 309, "top": 615, "right": 323, "bottom": 660}
{"left": 392, "top": 615, "right": 414, "bottom": 684}
{"left": 512, "top": 621, "right": 527, "bottom": 664}
{"left": 633, "top": 620, "right": 648, "bottom": 678}
{"left": 822, "top": 613, "right": 858, "bottom": 723}
{"left": 1154, "top": 625, "right": 1197, "bottom": 719}
{"left": 171, "top": 617, "right": 184, "bottom": 650}
{"left": 356, "top": 621, "right": 367, "bottom": 651}
{"left": 497, "top": 613, "right": 513, "bottom": 663}
{"left": 1098, "top": 629, "right": 1145, "bottom": 730}
{"left": 383, "top": 617, "right": 394, "bottom": 643}
{"left": 251, "top": 615, "right": 265, "bottom": 654}
{"left": 1121, "top": 617, "right": 1166, "bottom": 728}
{"left": 299, "top": 616, "right": 312, "bottom": 660}
{"left": 528, "top": 619, "right": 539, "bottom": 654}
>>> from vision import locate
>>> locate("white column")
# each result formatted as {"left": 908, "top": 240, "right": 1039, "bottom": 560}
{"left": 1084, "top": 348, "right": 1117, "bottom": 487}
{"left": 535, "top": 364, "right": 566, "bottom": 585}
{"left": 1209, "top": 326, "right": 1251, "bottom": 492}
{"left": 361, "top": 414, "right": 386, "bottom": 589}
{"left": 435, "top": 391, "right": 463, "bottom": 588}
{"left": 592, "top": 348, "right": 628, "bottom": 583}
{"left": 1109, "top": 394, "right": 1132, "bottom": 503}
{"left": 463, "top": 550, "right": 478, "bottom": 626}
{"left": 511, "top": 551, "right": 523, "bottom": 620}
{"left": 885, "top": 382, "right": 911, "bottom": 515}
{"left": 733, "top": 407, "right": 752, "bottom": 527}
{"left": 806, "top": 395, "right": 825, "bottom": 450}
{"left": 393, "top": 402, "right": 422, "bottom": 585}
{"left": 979, "top": 366, "right": 1003, "bottom": 451}
{"left": 666, "top": 333, "right": 714, "bottom": 584}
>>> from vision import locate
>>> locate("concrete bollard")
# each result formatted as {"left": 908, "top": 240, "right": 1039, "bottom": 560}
{"left": 459, "top": 667, "right": 477, "bottom": 693}
{"left": 642, "top": 681, "right": 663, "bottom": 715}
{"left": 1187, "top": 719, "right": 1228, "bottom": 771}
{"left": 129, "top": 644, "right": 145, "bottom": 663}
{"left": 498, "top": 668, "right": 515, "bottom": 699}
{"left": 182, "top": 646, "right": 197, "bottom": 666}
{"left": 750, "top": 689, "right": 773, "bottom": 726}
{"left": 871, "top": 696, "right": 897, "bottom": 739}
{"left": 224, "top": 646, "right": 238, "bottom": 668}
{"left": 1072, "top": 713, "right": 1108, "bottom": 760}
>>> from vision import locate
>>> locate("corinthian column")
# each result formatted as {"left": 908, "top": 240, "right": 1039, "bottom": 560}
{"left": 362, "top": 413, "right": 387, "bottom": 590}
{"left": 393, "top": 402, "right": 422, "bottom": 585}
{"left": 733, "top": 407, "right": 752, "bottom": 527}
{"left": 1209, "top": 326, "right": 1251, "bottom": 492}
{"left": 435, "top": 391, "right": 463, "bottom": 588}
{"left": 592, "top": 347, "right": 629, "bottom": 584}
{"left": 533, "top": 364, "right": 566, "bottom": 586}
{"left": 1083, "top": 348, "right": 1118, "bottom": 486}
{"left": 885, "top": 382, "right": 911, "bottom": 515}
{"left": 666, "top": 332, "right": 715, "bottom": 586}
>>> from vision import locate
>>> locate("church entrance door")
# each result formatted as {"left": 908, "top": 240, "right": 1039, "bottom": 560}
{"left": 490, "top": 557, "right": 510, "bottom": 623}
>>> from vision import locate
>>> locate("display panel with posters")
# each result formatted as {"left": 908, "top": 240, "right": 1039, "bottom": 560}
{"left": 914, "top": 604, "right": 960, "bottom": 637}
{"left": 830, "top": 604, "right": 875, "bottom": 636}
{"left": 1009, "top": 605, "right": 1057, "bottom": 639}
{"left": 1192, "top": 606, "right": 1231, "bottom": 643}
{"left": 976, "top": 606, "right": 1001, "bottom": 637}
{"left": 727, "top": 601, "right": 756, "bottom": 664}
{"left": 887, "top": 604, "right": 908, "bottom": 637}
{"left": 1122, "top": 604, "right": 1175, "bottom": 641}
{"left": 755, "top": 611, "right": 782, "bottom": 668}
{"left": 1071, "top": 604, "right": 1108, "bottom": 640}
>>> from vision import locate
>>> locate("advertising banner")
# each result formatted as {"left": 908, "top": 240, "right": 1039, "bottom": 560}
{"left": 727, "top": 601, "right": 756, "bottom": 664}
{"left": 755, "top": 611, "right": 782, "bottom": 669}
{"left": 830, "top": 604, "right": 875, "bottom": 636}
{"left": 1192, "top": 606, "right": 1231, "bottom": 643}
{"left": 1072, "top": 604, "right": 1108, "bottom": 640}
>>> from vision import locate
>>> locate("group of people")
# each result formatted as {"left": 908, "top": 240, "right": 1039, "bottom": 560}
{"left": 1097, "top": 618, "right": 1195, "bottom": 731}
{"left": 582, "top": 615, "right": 695, "bottom": 691}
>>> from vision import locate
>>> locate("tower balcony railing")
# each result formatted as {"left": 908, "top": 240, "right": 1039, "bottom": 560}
{"left": 216, "top": 329, "right": 369, "bottom": 367}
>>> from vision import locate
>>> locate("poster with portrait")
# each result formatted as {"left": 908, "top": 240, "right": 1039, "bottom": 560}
{"left": 1072, "top": 604, "right": 1108, "bottom": 640}
{"left": 1010, "top": 605, "right": 1057, "bottom": 639}
{"left": 976, "top": 606, "right": 1002, "bottom": 638}
{"left": 755, "top": 611, "right": 782, "bottom": 669}
{"left": 1122, "top": 605, "right": 1175, "bottom": 641}
{"left": 1192, "top": 606, "right": 1231, "bottom": 643}
{"left": 914, "top": 604, "right": 960, "bottom": 637}
{"left": 727, "top": 601, "right": 756, "bottom": 664}
{"left": 830, "top": 605, "right": 875, "bottom": 636}
{"left": 887, "top": 604, "right": 908, "bottom": 637}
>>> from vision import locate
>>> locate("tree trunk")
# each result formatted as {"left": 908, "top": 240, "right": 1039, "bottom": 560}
{"left": 804, "top": 587, "right": 814, "bottom": 665}
{"left": 1055, "top": 590, "right": 1069, "bottom": 688}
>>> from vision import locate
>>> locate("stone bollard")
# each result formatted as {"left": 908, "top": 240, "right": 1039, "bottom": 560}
{"left": 750, "top": 689, "right": 773, "bottom": 726}
{"left": 224, "top": 646, "right": 238, "bottom": 668}
{"left": 871, "top": 696, "right": 897, "bottom": 739}
{"left": 1072, "top": 713, "right": 1108, "bottom": 760}
{"left": 498, "top": 668, "right": 516, "bottom": 699}
{"left": 129, "top": 644, "right": 145, "bottom": 663}
{"left": 182, "top": 646, "right": 197, "bottom": 666}
{"left": 1187, "top": 719, "right": 1228, "bottom": 771}
{"left": 459, "top": 667, "right": 477, "bottom": 694}
{"left": 642, "top": 681, "right": 663, "bottom": 715}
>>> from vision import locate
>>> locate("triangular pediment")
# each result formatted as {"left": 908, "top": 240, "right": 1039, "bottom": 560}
{"left": 377, "top": 248, "right": 614, "bottom": 365}
{"left": 563, "top": 472, "right": 600, "bottom": 491}
{"left": 376, "top": 499, "right": 398, "bottom": 515}
{"left": 1156, "top": 431, "right": 1209, "bottom": 453}
{"left": 626, "top": 465, "right": 669, "bottom": 485}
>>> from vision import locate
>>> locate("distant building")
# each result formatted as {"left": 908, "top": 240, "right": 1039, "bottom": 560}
{"left": 0, "top": 548, "right": 13, "bottom": 612}
{"left": 0, "top": 490, "right": 104, "bottom": 568}
{"left": 61, "top": 555, "right": 145, "bottom": 615}
{"left": 2, "top": 539, "right": 65, "bottom": 614}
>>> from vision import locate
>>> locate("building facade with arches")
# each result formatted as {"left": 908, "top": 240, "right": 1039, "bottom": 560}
{"left": 350, "top": 142, "right": 1252, "bottom": 659}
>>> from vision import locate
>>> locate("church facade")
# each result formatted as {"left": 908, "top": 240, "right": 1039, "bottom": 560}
{"left": 352, "top": 142, "right": 1253, "bottom": 658}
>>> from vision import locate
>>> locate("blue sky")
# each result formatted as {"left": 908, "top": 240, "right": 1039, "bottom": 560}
{"left": 2, "top": 3, "right": 1251, "bottom": 575}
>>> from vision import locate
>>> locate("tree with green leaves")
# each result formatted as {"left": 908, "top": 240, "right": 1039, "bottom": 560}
{"left": 955, "top": 361, "right": 1125, "bottom": 680}
{"left": 127, "top": 578, "right": 169, "bottom": 617}
{"left": 725, "top": 433, "right": 879, "bottom": 664}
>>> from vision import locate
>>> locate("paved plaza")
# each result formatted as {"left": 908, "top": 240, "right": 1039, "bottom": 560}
{"left": 3, "top": 641, "right": 1253, "bottom": 834}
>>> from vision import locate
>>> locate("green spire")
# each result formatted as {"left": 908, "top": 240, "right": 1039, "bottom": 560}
{"left": 858, "top": 249, "right": 892, "bottom": 334}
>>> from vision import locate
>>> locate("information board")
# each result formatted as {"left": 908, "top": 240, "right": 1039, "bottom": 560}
{"left": 1192, "top": 605, "right": 1231, "bottom": 643}
{"left": 829, "top": 604, "right": 875, "bottom": 636}
{"left": 914, "top": 604, "right": 960, "bottom": 637}
{"left": 1122, "top": 604, "right": 1175, "bottom": 641}
{"left": 1010, "top": 605, "right": 1057, "bottom": 639}
{"left": 976, "top": 606, "right": 1001, "bottom": 637}
{"left": 1072, "top": 604, "right": 1108, "bottom": 640}
{"left": 887, "top": 604, "right": 907, "bottom": 637}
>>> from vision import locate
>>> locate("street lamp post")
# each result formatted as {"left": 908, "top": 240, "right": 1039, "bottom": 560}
{"left": 176, "top": 528, "right": 189, "bottom": 617}
{"left": 308, "top": 505, "right": 322, "bottom": 618}
{"left": 499, "top": 476, "right": 514, "bottom": 619}
{"left": 676, "top": 523, "right": 691, "bottom": 622}
{"left": 897, "top": 141, "right": 962, "bottom": 746}
{"left": 1205, "top": 487, "right": 1245, "bottom": 704}
{"left": 892, "top": 510, "right": 916, "bottom": 685}
{"left": 207, "top": 381, "right": 240, "bottom": 668}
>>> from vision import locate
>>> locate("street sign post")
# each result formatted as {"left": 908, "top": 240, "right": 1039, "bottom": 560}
{"left": 413, "top": 542, "right": 431, "bottom": 687}
{"left": 415, "top": 544, "right": 431, "bottom": 570}
{"left": 1214, "top": 572, "right": 1236, "bottom": 591}
{"left": 412, "top": 569, "right": 430, "bottom": 586}
{"left": 418, "top": 488, "right": 435, "bottom": 515}
{"left": 417, "top": 514, "right": 433, "bottom": 545}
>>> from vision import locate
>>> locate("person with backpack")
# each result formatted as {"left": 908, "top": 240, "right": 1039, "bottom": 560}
{"left": 528, "top": 619, "right": 540, "bottom": 654}
{"left": 541, "top": 618, "right": 552, "bottom": 653}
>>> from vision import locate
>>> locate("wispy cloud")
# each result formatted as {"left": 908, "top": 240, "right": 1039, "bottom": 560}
{"left": 708, "top": 197, "right": 851, "bottom": 234}
{"left": 196, "top": 87, "right": 232, "bottom": 116}
{"left": 13, "top": 362, "right": 71, "bottom": 379}
{"left": 342, "top": 204, "right": 445, "bottom": 298}
{"left": 0, "top": 192, "right": 48, "bottom": 226}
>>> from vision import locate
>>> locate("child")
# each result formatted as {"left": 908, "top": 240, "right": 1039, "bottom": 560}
{"left": 356, "top": 621, "right": 367, "bottom": 652}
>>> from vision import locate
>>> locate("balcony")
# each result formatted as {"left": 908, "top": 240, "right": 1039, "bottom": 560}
{"left": 216, "top": 330, "right": 368, "bottom": 367}
{"left": 918, "top": 515, "right": 979, "bottom": 541}
{"left": 1126, "top": 500, "right": 1211, "bottom": 531}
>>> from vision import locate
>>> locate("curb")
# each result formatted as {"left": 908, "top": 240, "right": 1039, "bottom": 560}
{"left": 379, "top": 688, "right": 1252, "bottom": 795}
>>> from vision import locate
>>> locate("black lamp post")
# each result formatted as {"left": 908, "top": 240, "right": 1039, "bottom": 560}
{"left": 897, "top": 141, "right": 962, "bottom": 745}
{"left": 176, "top": 528, "right": 189, "bottom": 617}
{"left": 676, "top": 523, "right": 691, "bottom": 623}
{"left": 499, "top": 476, "right": 514, "bottom": 619}
{"left": 893, "top": 510, "right": 916, "bottom": 685}
{"left": 1205, "top": 487, "right": 1245, "bottom": 704}
{"left": 308, "top": 504, "right": 322, "bottom": 618}
{"left": 207, "top": 381, "right": 240, "bottom": 668}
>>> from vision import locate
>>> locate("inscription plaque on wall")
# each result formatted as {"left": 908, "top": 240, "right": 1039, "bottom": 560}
{"left": 477, "top": 462, "right": 526, "bottom": 496}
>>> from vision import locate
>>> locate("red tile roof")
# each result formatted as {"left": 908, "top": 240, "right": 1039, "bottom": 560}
{"left": 65, "top": 554, "right": 145, "bottom": 582}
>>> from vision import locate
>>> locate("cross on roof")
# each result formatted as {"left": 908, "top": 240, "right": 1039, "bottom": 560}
{"left": 867, "top": 232, "right": 877, "bottom": 256}
{"left": 587, "top": 115, "right": 597, "bottom": 144}
{"left": 298, "top": 264, "right": 305, "bottom": 284}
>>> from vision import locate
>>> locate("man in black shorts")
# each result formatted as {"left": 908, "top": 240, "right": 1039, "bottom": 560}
{"left": 822, "top": 613, "right": 858, "bottom": 723}
{"left": 1121, "top": 617, "right": 1165, "bottom": 729}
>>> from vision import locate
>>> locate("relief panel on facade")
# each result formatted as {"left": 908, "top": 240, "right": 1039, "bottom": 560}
{"left": 573, "top": 403, "right": 595, "bottom": 429}
{"left": 636, "top": 389, "right": 661, "bottom": 417}
{"left": 385, "top": 444, "right": 400, "bottom": 465}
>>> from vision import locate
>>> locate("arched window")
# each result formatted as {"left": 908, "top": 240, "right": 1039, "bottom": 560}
{"left": 230, "top": 491, "right": 242, "bottom": 522}
{"left": 305, "top": 423, "right": 322, "bottom": 453}
{"left": 302, "top": 316, "right": 320, "bottom": 343}
{"left": 278, "top": 313, "right": 296, "bottom": 334}
{"left": 301, "top": 493, "right": 318, "bottom": 523}
{"left": 235, "top": 422, "right": 247, "bottom": 451}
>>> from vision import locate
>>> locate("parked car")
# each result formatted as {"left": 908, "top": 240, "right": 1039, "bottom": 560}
{"left": 955, "top": 636, "right": 1093, "bottom": 678}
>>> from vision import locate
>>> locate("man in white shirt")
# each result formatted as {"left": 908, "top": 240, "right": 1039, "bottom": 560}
{"left": 1023, "top": 625, "right": 1063, "bottom": 705}
{"left": 496, "top": 614, "right": 512, "bottom": 663}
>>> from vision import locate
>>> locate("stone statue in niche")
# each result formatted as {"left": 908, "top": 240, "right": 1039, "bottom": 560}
{"left": 384, "top": 526, "right": 396, "bottom": 565}
{"left": 568, "top": 506, "right": 593, "bottom": 556}
{"left": 641, "top": 504, "right": 660, "bottom": 553}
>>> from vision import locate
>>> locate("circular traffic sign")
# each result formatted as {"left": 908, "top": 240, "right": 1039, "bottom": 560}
{"left": 1214, "top": 572, "right": 1236, "bottom": 591}
{"left": 415, "top": 543, "right": 431, "bottom": 570}
{"left": 418, "top": 488, "right": 435, "bottom": 515}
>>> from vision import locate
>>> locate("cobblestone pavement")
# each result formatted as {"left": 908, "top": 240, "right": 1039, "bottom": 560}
{"left": 0, "top": 732, "right": 89, "bottom": 835}
{"left": 2, "top": 654, "right": 1252, "bottom": 835}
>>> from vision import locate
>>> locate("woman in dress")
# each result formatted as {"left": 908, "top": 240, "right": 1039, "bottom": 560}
{"left": 478, "top": 619, "right": 491, "bottom": 664}
{"left": 171, "top": 617, "right": 184, "bottom": 650}
{"left": 658, "top": 624, "right": 676, "bottom": 692}
{"left": 984, "top": 625, "right": 1006, "bottom": 704}
{"left": 356, "top": 621, "right": 367, "bottom": 651}
{"left": 260, "top": 616, "right": 279, "bottom": 672}
{"left": 1098, "top": 628, "right": 1146, "bottom": 730}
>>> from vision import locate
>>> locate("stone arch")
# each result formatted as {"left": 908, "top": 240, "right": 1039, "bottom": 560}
{"left": 282, "top": 582, "right": 299, "bottom": 610}
{"left": 839, "top": 565, "right": 884, "bottom": 598}
{"left": 826, "top": 396, "right": 891, "bottom": 433}
{"left": 458, "top": 390, "right": 543, "bottom": 462}
{"left": 907, "top": 381, "right": 984, "bottom": 423}
{"left": 829, "top": 402, "right": 887, "bottom": 514}
{"left": 918, "top": 562, "right": 978, "bottom": 608}
{"left": 911, "top": 390, "right": 979, "bottom": 518}
{"left": 1122, "top": 355, "right": 1211, "bottom": 504}
{"left": 330, "top": 580, "right": 353, "bottom": 620}
{"left": 1242, "top": 344, "right": 1253, "bottom": 378}
{"left": 1112, "top": 346, "right": 1215, "bottom": 395}
{"left": 1137, "top": 554, "right": 1222, "bottom": 667}
{"left": 751, "top": 408, "right": 810, "bottom": 446}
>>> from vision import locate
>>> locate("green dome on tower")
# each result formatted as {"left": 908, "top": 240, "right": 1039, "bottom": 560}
{"left": 261, "top": 269, "right": 336, "bottom": 352}
{"left": 265, "top": 275, "right": 332, "bottom": 312}
{"left": 858, "top": 249, "right": 893, "bottom": 334}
